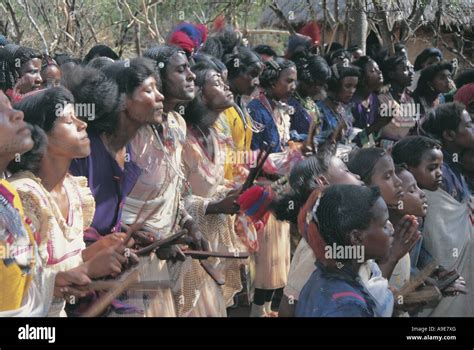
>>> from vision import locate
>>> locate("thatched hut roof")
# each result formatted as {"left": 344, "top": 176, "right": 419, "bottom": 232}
{"left": 259, "top": 0, "right": 473, "bottom": 30}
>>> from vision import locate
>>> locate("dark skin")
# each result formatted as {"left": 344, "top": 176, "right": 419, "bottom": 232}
{"left": 327, "top": 76, "right": 358, "bottom": 105}
{"left": 441, "top": 110, "right": 474, "bottom": 155}
{"left": 229, "top": 62, "right": 264, "bottom": 97}
{"left": 188, "top": 70, "right": 239, "bottom": 216}
{"left": 159, "top": 54, "right": 210, "bottom": 253}
{"left": 407, "top": 148, "right": 443, "bottom": 191}
{"left": 422, "top": 69, "right": 453, "bottom": 108}
{"left": 420, "top": 55, "right": 441, "bottom": 70}
{"left": 32, "top": 102, "right": 138, "bottom": 279}
{"left": 392, "top": 170, "right": 467, "bottom": 306}
{"left": 389, "top": 61, "right": 414, "bottom": 103}
{"left": 366, "top": 155, "right": 420, "bottom": 279}
{"left": 353, "top": 60, "right": 391, "bottom": 133}
{"left": 161, "top": 52, "right": 196, "bottom": 113}
{"left": 15, "top": 58, "right": 43, "bottom": 94}
{"left": 41, "top": 65, "right": 61, "bottom": 88}
{"left": 296, "top": 79, "right": 326, "bottom": 100}
{"left": 0, "top": 91, "right": 112, "bottom": 299}
{"left": 265, "top": 67, "right": 297, "bottom": 103}
{"left": 101, "top": 75, "right": 164, "bottom": 168}
{"left": 278, "top": 157, "right": 363, "bottom": 317}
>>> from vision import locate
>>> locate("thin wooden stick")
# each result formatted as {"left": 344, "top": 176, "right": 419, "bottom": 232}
{"left": 87, "top": 279, "right": 172, "bottom": 291}
{"left": 183, "top": 250, "right": 250, "bottom": 259}
{"left": 397, "top": 261, "right": 438, "bottom": 297}
{"left": 135, "top": 229, "right": 188, "bottom": 256}
{"left": 82, "top": 270, "right": 140, "bottom": 317}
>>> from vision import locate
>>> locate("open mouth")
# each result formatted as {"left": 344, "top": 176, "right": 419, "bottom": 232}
{"left": 396, "top": 190, "right": 404, "bottom": 199}
{"left": 422, "top": 203, "right": 428, "bottom": 210}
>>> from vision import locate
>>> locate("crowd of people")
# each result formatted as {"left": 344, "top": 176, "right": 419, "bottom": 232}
{"left": 0, "top": 21, "right": 473, "bottom": 318}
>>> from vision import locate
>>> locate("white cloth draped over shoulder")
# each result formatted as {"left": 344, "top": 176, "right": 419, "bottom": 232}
{"left": 420, "top": 189, "right": 474, "bottom": 317}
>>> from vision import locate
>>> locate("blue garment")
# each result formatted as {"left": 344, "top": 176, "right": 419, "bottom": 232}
{"left": 296, "top": 261, "right": 377, "bottom": 317}
{"left": 316, "top": 100, "right": 353, "bottom": 144}
{"left": 69, "top": 130, "right": 141, "bottom": 235}
{"left": 287, "top": 96, "right": 313, "bottom": 139}
{"left": 441, "top": 149, "right": 471, "bottom": 202}
{"left": 247, "top": 99, "right": 282, "bottom": 153}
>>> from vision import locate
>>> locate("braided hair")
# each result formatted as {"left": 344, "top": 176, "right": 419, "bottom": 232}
{"left": 294, "top": 54, "right": 331, "bottom": 85}
{"left": 259, "top": 57, "right": 295, "bottom": 89}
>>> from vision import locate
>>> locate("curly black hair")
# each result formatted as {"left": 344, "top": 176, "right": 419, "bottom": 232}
{"left": 63, "top": 65, "right": 121, "bottom": 135}
{"left": 316, "top": 184, "right": 381, "bottom": 247}
{"left": 391, "top": 135, "right": 441, "bottom": 167}
{"left": 421, "top": 101, "right": 467, "bottom": 143}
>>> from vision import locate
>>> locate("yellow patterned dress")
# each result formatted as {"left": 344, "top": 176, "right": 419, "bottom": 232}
{"left": 0, "top": 179, "right": 56, "bottom": 316}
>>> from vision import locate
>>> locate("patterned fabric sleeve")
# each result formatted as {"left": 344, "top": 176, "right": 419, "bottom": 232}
{"left": 70, "top": 176, "right": 96, "bottom": 229}
{"left": 16, "top": 186, "right": 51, "bottom": 265}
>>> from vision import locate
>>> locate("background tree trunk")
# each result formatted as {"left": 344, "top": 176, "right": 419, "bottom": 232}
{"left": 348, "top": 0, "right": 368, "bottom": 54}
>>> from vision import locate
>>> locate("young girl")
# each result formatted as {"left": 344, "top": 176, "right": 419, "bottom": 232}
{"left": 296, "top": 184, "right": 393, "bottom": 317}
{"left": 272, "top": 149, "right": 364, "bottom": 317}
{"left": 181, "top": 61, "right": 245, "bottom": 316}
{"left": 316, "top": 64, "right": 359, "bottom": 144}
{"left": 413, "top": 62, "right": 453, "bottom": 133}
{"left": 0, "top": 90, "right": 91, "bottom": 316}
{"left": 7, "top": 87, "right": 130, "bottom": 316}
{"left": 348, "top": 148, "right": 420, "bottom": 283}
{"left": 287, "top": 54, "right": 331, "bottom": 141}
{"left": 392, "top": 131, "right": 473, "bottom": 316}
{"left": 246, "top": 57, "right": 297, "bottom": 316}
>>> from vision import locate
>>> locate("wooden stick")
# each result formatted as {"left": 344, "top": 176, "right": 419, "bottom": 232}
{"left": 200, "top": 260, "right": 225, "bottom": 286}
{"left": 135, "top": 229, "right": 188, "bottom": 256}
{"left": 123, "top": 197, "right": 165, "bottom": 246}
{"left": 403, "top": 286, "right": 442, "bottom": 305}
{"left": 87, "top": 279, "right": 172, "bottom": 291}
{"left": 183, "top": 250, "right": 250, "bottom": 260}
{"left": 397, "top": 261, "right": 438, "bottom": 297}
{"left": 82, "top": 270, "right": 140, "bottom": 317}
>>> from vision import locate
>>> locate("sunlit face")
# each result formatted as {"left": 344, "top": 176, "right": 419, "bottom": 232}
{"left": 364, "top": 60, "right": 384, "bottom": 91}
{"left": 356, "top": 196, "right": 394, "bottom": 262}
{"left": 0, "top": 91, "right": 33, "bottom": 160}
{"left": 325, "top": 157, "right": 364, "bottom": 186}
{"left": 397, "top": 169, "right": 428, "bottom": 217}
{"left": 202, "top": 70, "right": 234, "bottom": 112}
{"left": 47, "top": 103, "right": 90, "bottom": 159}
{"left": 369, "top": 155, "right": 404, "bottom": 207}
{"left": 125, "top": 76, "right": 164, "bottom": 125}
{"left": 162, "top": 52, "right": 196, "bottom": 102}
